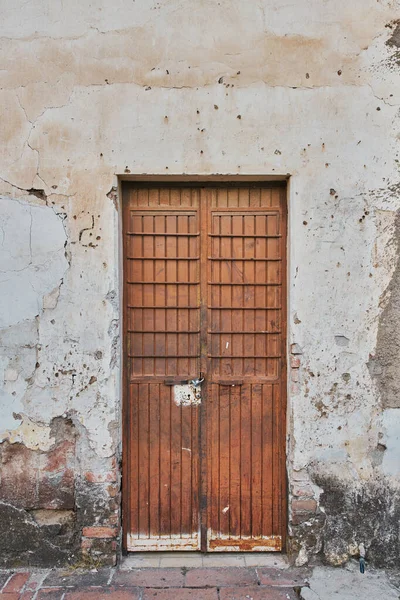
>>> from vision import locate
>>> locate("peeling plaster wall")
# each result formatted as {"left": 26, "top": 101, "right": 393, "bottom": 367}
{"left": 0, "top": 0, "right": 400, "bottom": 567}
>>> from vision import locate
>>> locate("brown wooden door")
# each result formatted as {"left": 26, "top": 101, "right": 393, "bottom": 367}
{"left": 123, "top": 184, "right": 287, "bottom": 552}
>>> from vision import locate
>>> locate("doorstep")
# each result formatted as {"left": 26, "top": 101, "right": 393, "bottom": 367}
{"left": 120, "top": 552, "right": 290, "bottom": 569}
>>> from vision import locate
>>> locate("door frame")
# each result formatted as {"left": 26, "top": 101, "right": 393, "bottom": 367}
{"left": 119, "top": 175, "right": 290, "bottom": 554}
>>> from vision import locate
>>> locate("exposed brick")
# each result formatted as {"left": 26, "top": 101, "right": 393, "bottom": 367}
{"left": 43, "top": 568, "right": 112, "bottom": 588}
{"left": 84, "top": 472, "right": 117, "bottom": 483}
{"left": 185, "top": 568, "right": 258, "bottom": 588}
{"left": 291, "top": 370, "right": 299, "bottom": 383}
{"left": 292, "top": 499, "right": 317, "bottom": 513}
{"left": 106, "top": 513, "right": 119, "bottom": 526}
{"left": 114, "top": 568, "right": 184, "bottom": 588}
{"left": 290, "top": 356, "right": 301, "bottom": 369}
{"left": 292, "top": 482, "right": 314, "bottom": 498}
{"left": 36, "top": 589, "right": 65, "bottom": 599}
{"left": 220, "top": 588, "right": 299, "bottom": 600}
{"left": 82, "top": 527, "right": 117, "bottom": 538}
{"left": 107, "top": 485, "right": 119, "bottom": 499}
{"left": 0, "top": 594, "right": 20, "bottom": 600}
{"left": 20, "top": 593, "right": 35, "bottom": 600}
{"left": 25, "top": 572, "right": 49, "bottom": 591}
{"left": 290, "top": 383, "right": 300, "bottom": 395}
{"left": 143, "top": 589, "right": 217, "bottom": 600}
{"left": 2, "top": 572, "right": 30, "bottom": 593}
{"left": 0, "top": 420, "right": 76, "bottom": 510}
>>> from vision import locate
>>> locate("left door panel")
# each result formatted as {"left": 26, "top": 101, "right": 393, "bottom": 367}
{"left": 123, "top": 187, "right": 201, "bottom": 550}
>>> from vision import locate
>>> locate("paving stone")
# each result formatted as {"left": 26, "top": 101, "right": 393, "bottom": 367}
{"left": 143, "top": 588, "right": 218, "bottom": 600}
{"left": 2, "top": 573, "right": 30, "bottom": 593}
{"left": 257, "top": 567, "right": 309, "bottom": 586}
{"left": 36, "top": 589, "right": 65, "bottom": 599}
{"left": 114, "top": 568, "right": 185, "bottom": 588}
{"left": 220, "top": 588, "right": 299, "bottom": 600}
{"left": 43, "top": 568, "right": 112, "bottom": 588}
{"left": 25, "top": 572, "right": 50, "bottom": 591}
{"left": 64, "top": 588, "right": 140, "bottom": 599}
{"left": 185, "top": 568, "right": 258, "bottom": 587}
{"left": 0, "top": 573, "right": 13, "bottom": 591}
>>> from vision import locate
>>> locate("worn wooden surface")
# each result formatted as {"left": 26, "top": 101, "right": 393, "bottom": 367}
{"left": 123, "top": 184, "right": 287, "bottom": 551}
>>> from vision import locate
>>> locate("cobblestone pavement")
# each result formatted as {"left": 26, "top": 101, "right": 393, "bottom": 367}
{"left": 0, "top": 567, "right": 306, "bottom": 599}
{"left": 0, "top": 563, "right": 398, "bottom": 599}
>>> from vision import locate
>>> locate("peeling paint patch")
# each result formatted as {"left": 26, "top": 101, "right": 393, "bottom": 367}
{"left": 174, "top": 384, "right": 201, "bottom": 406}
{"left": 372, "top": 211, "right": 400, "bottom": 408}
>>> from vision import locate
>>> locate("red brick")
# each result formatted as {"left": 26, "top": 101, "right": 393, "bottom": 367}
{"left": 114, "top": 568, "right": 184, "bottom": 588}
{"left": 82, "top": 526, "right": 117, "bottom": 538}
{"left": 291, "top": 370, "right": 299, "bottom": 382}
{"left": 0, "top": 594, "right": 20, "bottom": 600}
{"left": 292, "top": 499, "right": 317, "bottom": 513}
{"left": 20, "top": 593, "right": 35, "bottom": 600}
{"left": 257, "top": 567, "right": 309, "bottom": 587}
{"left": 84, "top": 471, "right": 117, "bottom": 483}
{"left": 143, "top": 589, "right": 217, "bottom": 600}
{"left": 107, "top": 485, "right": 119, "bottom": 498}
{"left": 185, "top": 568, "right": 258, "bottom": 588}
{"left": 292, "top": 482, "right": 314, "bottom": 498}
{"left": 36, "top": 589, "right": 65, "bottom": 600}
{"left": 25, "top": 572, "right": 47, "bottom": 591}
{"left": 220, "top": 588, "right": 299, "bottom": 600}
{"left": 65, "top": 589, "right": 139, "bottom": 599}
{"left": 81, "top": 538, "right": 93, "bottom": 550}
{"left": 2, "top": 573, "right": 30, "bottom": 593}
{"left": 290, "top": 356, "right": 301, "bottom": 369}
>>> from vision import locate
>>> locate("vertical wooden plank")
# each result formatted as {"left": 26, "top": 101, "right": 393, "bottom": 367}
{"left": 138, "top": 383, "right": 150, "bottom": 537}
{"left": 180, "top": 402, "right": 193, "bottom": 535}
{"left": 261, "top": 383, "right": 273, "bottom": 536}
{"left": 240, "top": 382, "right": 251, "bottom": 538}
{"left": 272, "top": 383, "right": 281, "bottom": 537}
{"left": 149, "top": 383, "right": 160, "bottom": 537}
{"left": 229, "top": 385, "right": 241, "bottom": 538}
{"left": 170, "top": 400, "right": 182, "bottom": 537}
{"left": 250, "top": 383, "right": 262, "bottom": 538}
{"left": 208, "top": 383, "right": 220, "bottom": 540}
{"left": 159, "top": 383, "right": 171, "bottom": 536}
{"left": 129, "top": 384, "right": 139, "bottom": 538}
{"left": 218, "top": 384, "right": 230, "bottom": 536}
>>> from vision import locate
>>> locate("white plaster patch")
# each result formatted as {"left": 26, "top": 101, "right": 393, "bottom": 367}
{"left": 0, "top": 196, "right": 69, "bottom": 328}
{"left": 380, "top": 409, "right": 400, "bottom": 478}
{"left": 174, "top": 384, "right": 201, "bottom": 406}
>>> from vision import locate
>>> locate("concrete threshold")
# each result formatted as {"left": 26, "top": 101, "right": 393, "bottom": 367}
{"left": 121, "top": 551, "right": 290, "bottom": 569}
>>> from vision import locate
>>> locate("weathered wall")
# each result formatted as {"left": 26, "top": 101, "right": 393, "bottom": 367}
{"left": 1, "top": 0, "right": 400, "bottom": 567}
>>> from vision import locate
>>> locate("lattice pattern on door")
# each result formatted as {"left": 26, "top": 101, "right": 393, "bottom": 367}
{"left": 123, "top": 184, "right": 287, "bottom": 552}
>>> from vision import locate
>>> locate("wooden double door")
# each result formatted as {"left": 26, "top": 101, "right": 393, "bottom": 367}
{"left": 122, "top": 183, "right": 287, "bottom": 552}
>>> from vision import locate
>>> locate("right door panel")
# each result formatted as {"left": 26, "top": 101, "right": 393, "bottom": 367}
{"left": 206, "top": 186, "right": 287, "bottom": 551}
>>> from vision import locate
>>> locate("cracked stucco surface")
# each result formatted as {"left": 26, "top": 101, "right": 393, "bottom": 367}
{"left": 0, "top": 0, "right": 400, "bottom": 566}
